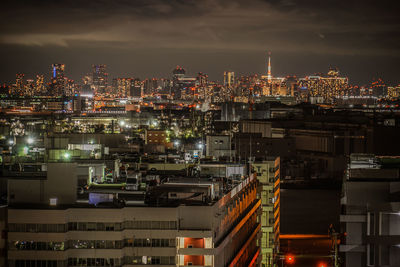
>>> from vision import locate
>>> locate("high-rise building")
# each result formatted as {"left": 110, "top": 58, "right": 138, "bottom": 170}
{"left": 253, "top": 159, "right": 280, "bottom": 267}
{"left": 223, "top": 71, "right": 235, "bottom": 88}
{"left": 92, "top": 65, "right": 108, "bottom": 95}
{"left": 387, "top": 85, "right": 400, "bottom": 99}
{"left": 172, "top": 66, "right": 186, "bottom": 99}
{"left": 51, "top": 64, "right": 66, "bottom": 96}
{"left": 370, "top": 78, "right": 386, "bottom": 98}
{"left": 12, "top": 73, "right": 25, "bottom": 96}
{"left": 24, "top": 79, "right": 35, "bottom": 96}
{"left": 65, "top": 79, "right": 76, "bottom": 97}
{"left": 129, "top": 78, "right": 142, "bottom": 98}
{"left": 112, "top": 78, "right": 132, "bottom": 98}
{"left": 35, "top": 75, "right": 45, "bottom": 95}
{"left": 298, "top": 68, "right": 349, "bottom": 101}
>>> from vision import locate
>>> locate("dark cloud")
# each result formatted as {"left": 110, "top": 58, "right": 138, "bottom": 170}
{"left": 0, "top": 0, "right": 399, "bottom": 84}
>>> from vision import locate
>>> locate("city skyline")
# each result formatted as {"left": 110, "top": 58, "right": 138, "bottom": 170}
{"left": 1, "top": 0, "right": 400, "bottom": 85}
{"left": 0, "top": 55, "right": 398, "bottom": 88}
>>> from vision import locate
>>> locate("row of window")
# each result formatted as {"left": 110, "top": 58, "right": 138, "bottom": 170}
{"left": 124, "top": 238, "right": 176, "bottom": 247}
{"left": 68, "top": 258, "right": 121, "bottom": 266}
{"left": 9, "top": 256, "right": 175, "bottom": 267}
{"left": 123, "top": 256, "right": 175, "bottom": 265}
{"left": 10, "top": 238, "right": 176, "bottom": 251}
{"left": 11, "top": 260, "right": 65, "bottom": 267}
{"left": 11, "top": 241, "right": 65, "bottom": 251}
{"left": 8, "top": 221, "right": 177, "bottom": 233}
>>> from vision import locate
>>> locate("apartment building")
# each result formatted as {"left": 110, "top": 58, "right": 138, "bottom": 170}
{"left": 252, "top": 158, "right": 280, "bottom": 267}
{"left": 6, "top": 163, "right": 261, "bottom": 267}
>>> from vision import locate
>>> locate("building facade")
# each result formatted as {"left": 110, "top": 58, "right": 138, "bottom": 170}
{"left": 253, "top": 158, "right": 280, "bottom": 267}
{"left": 340, "top": 154, "right": 400, "bottom": 266}
{"left": 6, "top": 163, "right": 261, "bottom": 267}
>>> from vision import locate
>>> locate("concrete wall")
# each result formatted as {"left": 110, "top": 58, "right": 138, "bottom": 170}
{"left": 8, "top": 163, "right": 77, "bottom": 205}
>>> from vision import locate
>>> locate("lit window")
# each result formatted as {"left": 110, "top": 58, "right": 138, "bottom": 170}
{"left": 50, "top": 198, "right": 57, "bottom": 206}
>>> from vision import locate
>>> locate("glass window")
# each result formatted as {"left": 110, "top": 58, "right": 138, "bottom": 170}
{"left": 152, "top": 239, "right": 160, "bottom": 247}
{"left": 78, "top": 223, "right": 87, "bottom": 231}
{"left": 68, "top": 222, "right": 77, "bottom": 231}
{"left": 170, "top": 221, "right": 177, "bottom": 229}
{"left": 26, "top": 224, "right": 37, "bottom": 233}
{"left": 87, "top": 222, "right": 96, "bottom": 231}
{"left": 151, "top": 221, "right": 160, "bottom": 229}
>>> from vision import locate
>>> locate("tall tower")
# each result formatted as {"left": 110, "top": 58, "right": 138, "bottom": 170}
{"left": 267, "top": 52, "right": 272, "bottom": 83}
{"left": 92, "top": 64, "right": 108, "bottom": 95}
{"left": 223, "top": 71, "right": 235, "bottom": 88}
{"left": 51, "top": 64, "right": 65, "bottom": 96}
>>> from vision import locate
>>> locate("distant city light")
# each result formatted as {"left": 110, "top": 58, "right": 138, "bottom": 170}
{"left": 64, "top": 152, "right": 70, "bottom": 159}
{"left": 8, "top": 139, "right": 14, "bottom": 145}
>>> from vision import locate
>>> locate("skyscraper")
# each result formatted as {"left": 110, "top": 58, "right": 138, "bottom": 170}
{"left": 35, "top": 75, "right": 45, "bottom": 95}
{"left": 92, "top": 64, "right": 108, "bottom": 95}
{"left": 14, "top": 73, "right": 24, "bottom": 96}
{"left": 51, "top": 64, "right": 66, "bottom": 96}
{"left": 24, "top": 79, "right": 35, "bottom": 96}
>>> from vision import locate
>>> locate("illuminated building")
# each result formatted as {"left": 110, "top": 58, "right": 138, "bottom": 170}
{"left": 129, "top": 78, "right": 142, "bottom": 98}
{"left": 172, "top": 66, "right": 186, "bottom": 99}
{"left": 197, "top": 72, "right": 208, "bottom": 99}
{"left": 92, "top": 65, "right": 108, "bottom": 95}
{"left": 223, "top": 71, "right": 235, "bottom": 88}
{"left": 260, "top": 54, "right": 286, "bottom": 96}
{"left": 7, "top": 163, "right": 261, "bottom": 267}
{"left": 387, "top": 85, "right": 400, "bottom": 99}
{"left": 298, "top": 68, "right": 349, "bottom": 101}
{"left": 35, "top": 75, "right": 45, "bottom": 95}
{"left": 370, "top": 78, "right": 386, "bottom": 98}
{"left": 267, "top": 52, "right": 272, "bottom": 83}
{"left": 172, "top": 66, "right": 198, "bottom": 100}
{"left": 143, "top": 78, "right": 158, "bottom": 96}
{"left": 112, "top": 78, "right": 133, "bottom": 98}
{"left": 80, "top": 76, "right": 93, "bottom": 97}
{"left": 253, "top": 158, "right": 280, "bottom": 267}
{"left": 65, "top": 79, "right": 76, "bottom": 97}
{"left": 12, "top": 73, "right": 24, "bottom": 96}
{"left": 24, "top": 79, "right": 34, "bottom": 97}
{"left": 51, "top": 64, "right": 66, "bottom": 96}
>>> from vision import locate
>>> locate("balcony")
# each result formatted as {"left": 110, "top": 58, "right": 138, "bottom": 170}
{"left": 178, "top": 247, "right": 214, "bottom": 255}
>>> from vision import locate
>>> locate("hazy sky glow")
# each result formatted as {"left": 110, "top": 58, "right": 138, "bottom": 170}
{"left": 1, "top": 0, "right": 399, "bottom": 85}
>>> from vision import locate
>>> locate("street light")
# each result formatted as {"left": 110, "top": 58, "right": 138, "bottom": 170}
{"left": 8, "top": 139, "right": 14, "bottom": 145}
{"left": 64, "top": 152, "right": 70, "bottom": 160}
{"left": 27, "top": 137, "right": 34, "bottom": 144}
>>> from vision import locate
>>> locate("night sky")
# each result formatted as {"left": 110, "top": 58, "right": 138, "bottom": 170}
{"left": 1, "top": 0, "right": 399, "bottom": 85}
